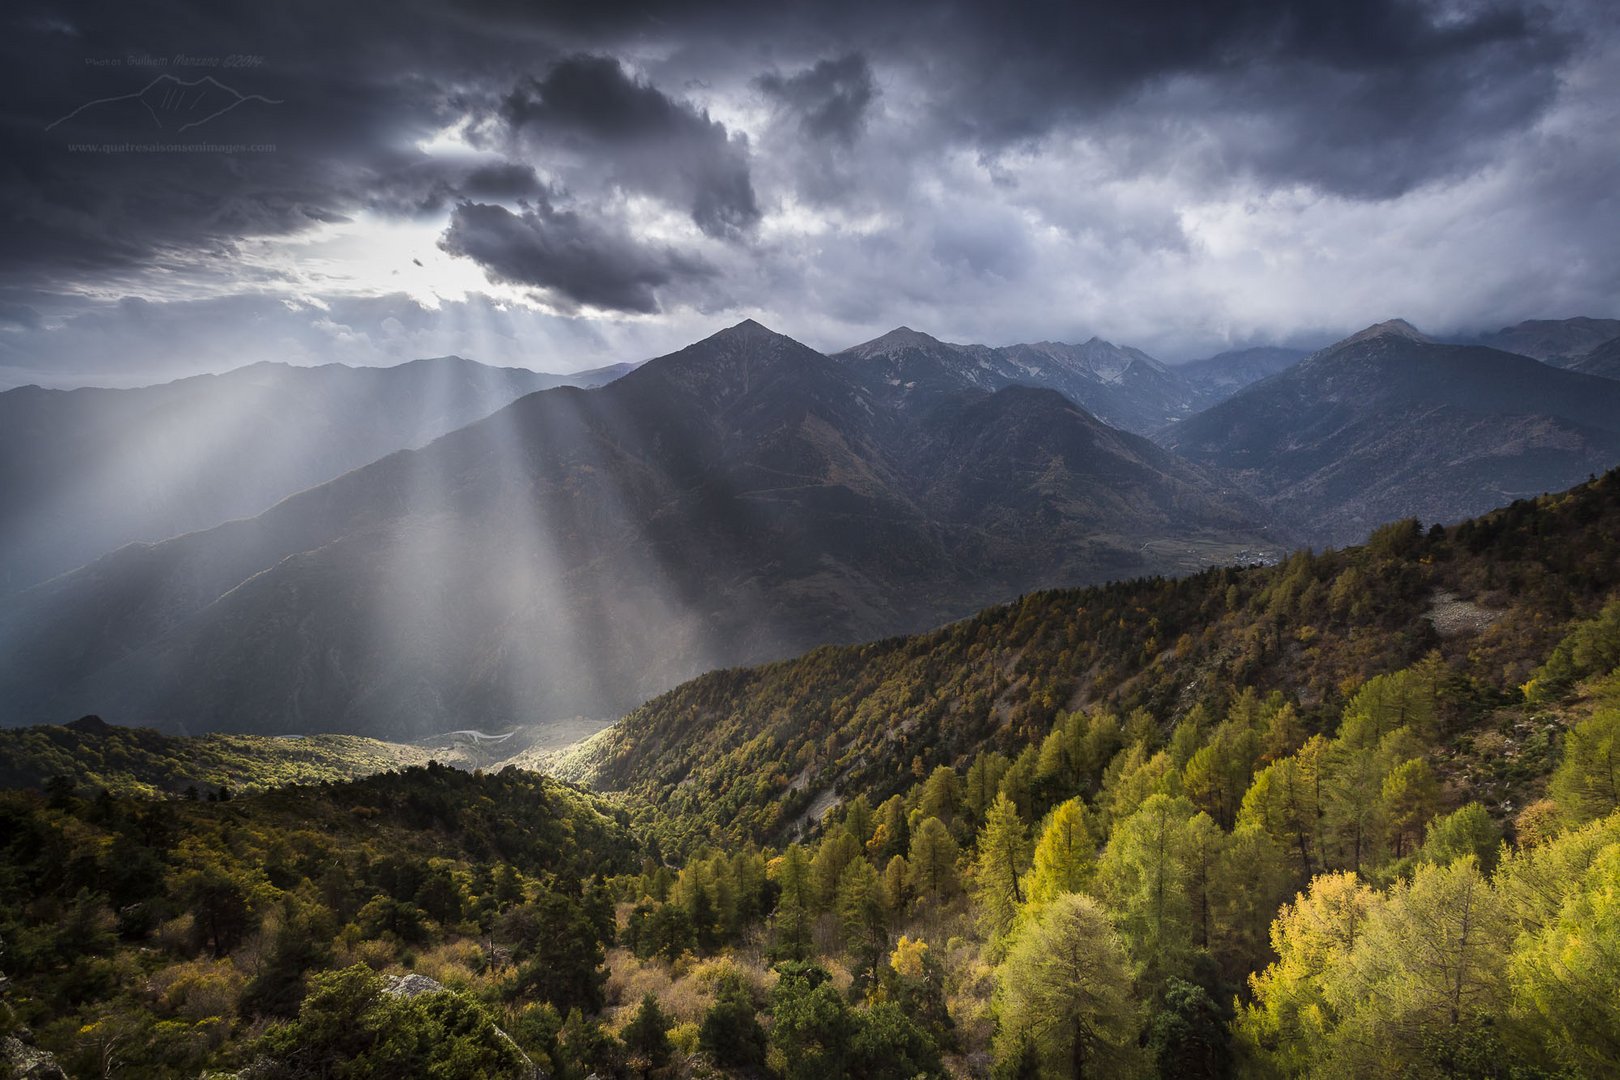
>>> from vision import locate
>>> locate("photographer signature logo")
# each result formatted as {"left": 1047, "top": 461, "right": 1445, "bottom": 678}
{"left": 47, "top": 74, "right": 282, "bottom": 133}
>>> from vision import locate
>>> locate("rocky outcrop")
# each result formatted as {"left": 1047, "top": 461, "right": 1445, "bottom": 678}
{"left": 2, "top": 1036, "right": 68, "bottom": 1080}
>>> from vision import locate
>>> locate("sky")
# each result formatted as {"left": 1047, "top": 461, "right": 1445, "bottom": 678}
{"left": 1, "top": 0, "right": 1616, "bottom": 387}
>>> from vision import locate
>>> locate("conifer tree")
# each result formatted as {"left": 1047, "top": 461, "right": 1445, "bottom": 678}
{"left": 907, "top": 815, "right": 961, "bottom": 908}
{"left": 974, "top": 793, "right": 1032, "bottom": 950}
{"left": 1024, "top": 798, "right": 1096, "bottom": 909}
{"left": 994, "top": 893, "right": 1143, "bottom": 1078}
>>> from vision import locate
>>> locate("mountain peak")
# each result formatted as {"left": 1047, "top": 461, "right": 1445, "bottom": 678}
{"left": 1339, "top": 318, "right": 1433, "bottom": 347}
{"left": 841, "top": 326, "right": 951, "bottom": 356}
{"left": 708, "top": 318, "right": 781, "bottom": 343}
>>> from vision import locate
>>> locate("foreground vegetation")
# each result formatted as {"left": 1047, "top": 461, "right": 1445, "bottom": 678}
{"left": 4, "top": 474, "right": 1620, "bottom": 1077}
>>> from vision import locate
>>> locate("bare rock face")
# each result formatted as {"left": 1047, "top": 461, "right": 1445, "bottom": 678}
{"left": 382, "top": 972, "right": 447, "bottom": 998}
{"left": 2, "top": 1036, "right": 69, "bottom": 1080}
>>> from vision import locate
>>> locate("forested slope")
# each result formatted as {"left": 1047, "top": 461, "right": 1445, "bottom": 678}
{"left": 0, "top": 716, "right": 460, "bottom": 797}
{"left": 565, "top": 470, "right": 1620, "bottom": 851}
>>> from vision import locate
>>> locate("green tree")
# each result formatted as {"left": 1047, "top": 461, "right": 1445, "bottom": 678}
{"left": 836, "top": 856, "right": 886, "bottom": 984}
{"left": 1095, "top": 794, "right": 1198, "bottom": 988}
{"left": 919, "top": 765, "right": 963, "bottom": 826}
{"left": 1509, "top": 838, "right": 1620, "bottom": 1074}
{"left": 1024, "top": 798, "right": 1096, "bottom": 909}
{"left": 1549, "top": 707, "right": 1620, "bottom": 825}
{"left": 771, "top": 844, "right": 814, "bottom": 961}
{"left": 769, "top": 964, "right": 858, "bottom": 1080}
{"left": 966, "top": 752, "right": 1011, "bottom": 822}
{"left": 1415, "top": 802, "right": 1502, "bottom": 872}
{"left": 700, "top": 979, "right": 768, "bottom": 1072}
{"left": 1321, "top": 742, "right": 1384, "bottom": 874}
{"left": 1379, "top": 757, "right": 1441, "bottom": 859}
{"left": 974, "top": 793, "right": 1032, "bottom": 950}
{"left": 810, "top": 827, "right": 864, "bottom": 910}
{"left": 1182, "top": 720, "right": 1261, "bottom": 829}
{"left": 994, "top": 893, "right": 1143, "bottom": 1079}
{"left": 1148, "top": 977, "right": 1231, "bottom": 1080}
{"left": 881, "top": 853, "right": 910, "bottom": 914}
{"left": 621, "top": 992, "right": 673, "bottom": 1078}
{"left": 1322, "top": 858, "right": 1512, "bottom": 1075}
{"left": 174, "top": 861, "right": 264, "bottom": 957}
{"left": 906, "top": 815, "right": 961, "bottom": 908}
{"left": 257, "top": 965, "right": 530, "bottom": 1079}
{"left": 1235, "top": 871, "right": 1378, "bottom": 1076}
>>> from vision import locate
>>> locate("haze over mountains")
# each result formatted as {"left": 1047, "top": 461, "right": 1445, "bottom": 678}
{"left": 0, "top": 321, "right": 1282, "bottom": 738}
{"left": 0, "top": 355, "right": 634, "bottom": 593}
{"left": 4, "top": 313, "right": 1620, "bottom": 740}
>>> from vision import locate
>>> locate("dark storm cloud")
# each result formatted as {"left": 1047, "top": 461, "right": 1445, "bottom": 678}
{"left": 439, "top": 198, "right": 709, "bottom": 313}
{"left": 462, "top": 162, "right": 544, "bottom": 199}
{"left": 756, "top": 53, "right": 875, "bottom": 146}
{"left": 459, "top": 0, "right": 1573, "bottom": 197}
{"left": 499, "top": 55, "right": 759, "bottom": 239}
{"left": 0, "top": 0, "right": 1611, "bottom": 382}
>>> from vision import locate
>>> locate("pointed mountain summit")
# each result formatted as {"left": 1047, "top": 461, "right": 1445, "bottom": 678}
{"left": 0, "top": 322, "right": 1281, "bottom": 740}
{"left": 1161, "top": 321, "right": 1620, "bottom": 546}
{"left": 1327, "top": 318, "right": 1433, "bottom": 350}
{"left": 841, "top": 326, "right": 955, "bottom": 358}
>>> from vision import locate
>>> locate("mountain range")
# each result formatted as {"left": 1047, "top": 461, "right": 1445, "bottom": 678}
{"left": 0, "top": 321, "right": 1282, "bottom": 738}
{"left": 1160, "top": 319, "right": 1620, "bottom": 547}
{"left": 0, "top": 355, "right": 634, "bottom": 593}
{"left": 6, "top": 314, "right": 1620, "bottom": 740}
{"left": 835, "top": 327, "right": 1212, "bottom": 434}
{"left": 1465, "top": 316, "right": 1620, "bottom": 366}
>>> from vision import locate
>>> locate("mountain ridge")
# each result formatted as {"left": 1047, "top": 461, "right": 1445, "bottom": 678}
{"left": 1158, "top": 321, "right": 1620, "bottom": 546}
{"left": 0, "top": 320, "right": 1282, "bottom": 739}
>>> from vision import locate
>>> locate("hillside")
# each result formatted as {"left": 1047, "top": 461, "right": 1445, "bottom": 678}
{"left": 0, "top": 356, "right": 633, "bottom": 593}
{"left": 1158, "top": 320, "right": 1620, "bottom": 546}
{"left": 0, "top": 714, "right": 474, "bottom": 797}
{"left": 1571, "top": 334, "right": 1620, "bottom": 379}
{"left": 560, "top": 469, "right": 1620, "bottom": 851}
{"left": 0, "top": 321, "right": 1280, "bottom": 739}
{"left": 5, "top": 478, "right": 1619, "bottom": 1079}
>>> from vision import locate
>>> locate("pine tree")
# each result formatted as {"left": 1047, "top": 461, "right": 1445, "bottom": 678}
{"left": 994, "top": 893, "right": 1143, "bottom": 1078}
{"left": 1095, "top": 793, "right": 1197, "bottom": 989}
{"left": 622, "top": 992, "right": 673, "bottom": 1078}
{"left": 974, "top": 793, "right": 1032, "bottom": 950}
{"left": 906, "top": 815, "right": 961, "bottom": 908}
{"left": 836, "top": 857, "right": 886, "bottom": 984}
{"left": 881, "top": 853, "right": 910, "bottom": 914}
{"left": 1024, "top": 798, "right": 1095, "bottom": 908}
{"left": 919, "top": 765, "right": 963, "bottom": 825}
{"left": 772, "top": 843, "right": 814, "bottom": 961}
